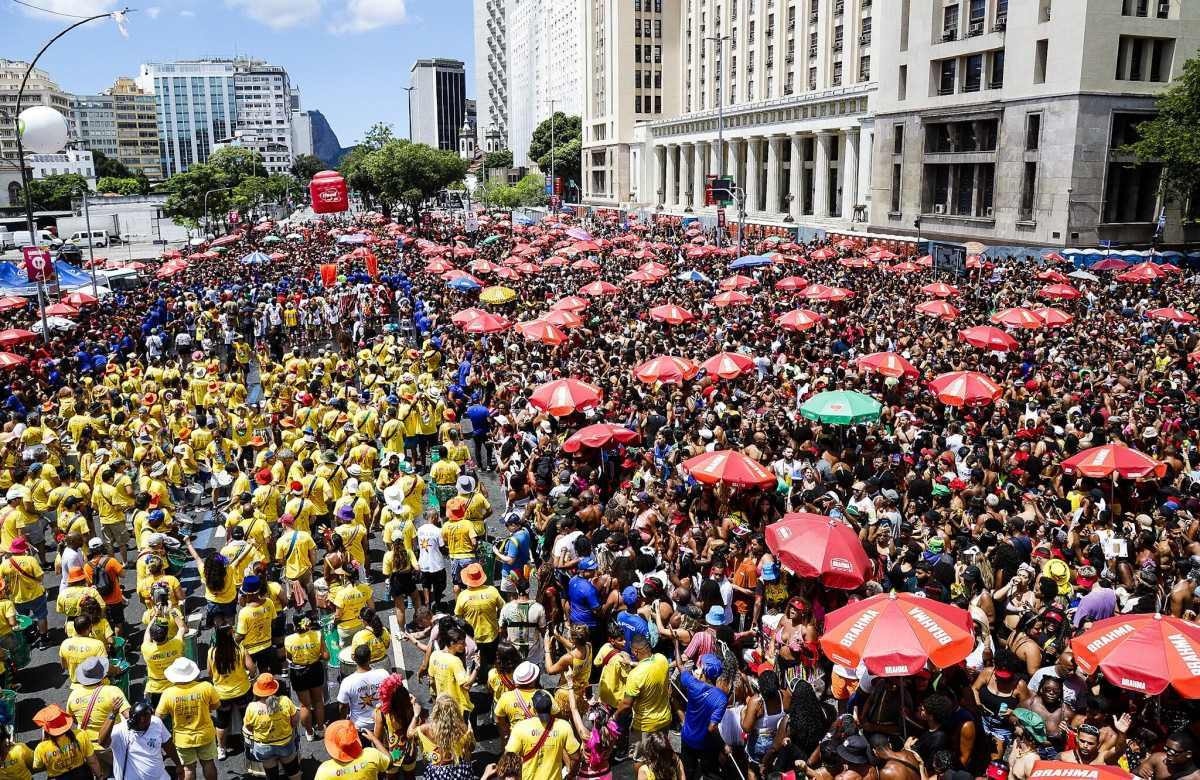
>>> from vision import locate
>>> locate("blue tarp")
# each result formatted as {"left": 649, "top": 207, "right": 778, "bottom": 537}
{"left": 54, "top": 261, "right": 95, "bottom": 287}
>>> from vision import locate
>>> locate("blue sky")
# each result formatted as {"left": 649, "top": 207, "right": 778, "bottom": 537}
{"left": 5, "top": 0, "right": 474, "bottom": 147}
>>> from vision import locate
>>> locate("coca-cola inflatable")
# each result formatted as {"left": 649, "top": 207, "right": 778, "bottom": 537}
{"left": 309, "top": 170, "right": 348, "bottom": 214}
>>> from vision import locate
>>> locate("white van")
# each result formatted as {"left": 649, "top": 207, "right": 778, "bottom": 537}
{"left": 67, "top": 229, "right": 109, "bottom": 248}
{"left": 10, "top": 229, "right": 60, "bottom": 248}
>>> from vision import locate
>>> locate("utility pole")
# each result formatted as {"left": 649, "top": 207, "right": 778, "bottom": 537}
{"left": 404, "top": 87, "right": 415, "bottom": 141}
{"left": 546, "top": 99, "right": 557, "bottom": 209}
{"left": 704, "top": 34, "right": 731, "bottom": 178}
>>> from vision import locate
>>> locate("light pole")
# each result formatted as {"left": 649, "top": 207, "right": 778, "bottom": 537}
{"left": 11, "top": 8, "right": 131, "bottom": 343}
{"left": 81, "top": 182, "right": 98, "bottom": 298}
{"left": 545, "top": 99, "right": 557, "bottom": 209}
{"left": 704, "top": 34, "right": 731, "bottom": 179}
{"left": 203, "top": 187, "right": 232, "bottom": 238}
{"left": 404, "top": 87, "right": 415, "bottom": 141}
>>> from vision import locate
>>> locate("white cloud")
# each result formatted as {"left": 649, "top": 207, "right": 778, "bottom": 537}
{"left": 329, "top": 0, "right": 407, "bottom": 34}
{"left": 179, "top": 9, "right": 195, "bottom": 16}
{"left": 145, "top": 6, "right": 161, "bottom": 18}
{"left": 225, "top": 0, "right": 322, "bottom": 29}
{"left": 15, "top": 0, "right": 118, "bottom": 18}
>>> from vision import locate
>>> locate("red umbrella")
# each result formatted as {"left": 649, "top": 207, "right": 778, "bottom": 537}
{"left": 542, "top": 308, "right": 583, "bottom": 328}
{"left": 634, "top": 355, "right": 700, "bottom": 384}
{"left": 637, "top": 261, "right": 670, "bottom": 277}
{"left": 774, "top": 276, "right": 809, "bottom": 291}
{"left": 571, "top": 240, "right": 601, "bottom": 253}
{"left": 61, "top": 291, "right": 98, "bottom": 307}
{"left": 700, "top": 351, "right": 755, "bottom": 379}
{"left": 469, "top": 259, "right": 497, "bottom": 274}
{"left": 528, "top": 378, "right": 603, "bottom": 416}
{"left": 450, "top": 307, "right": 487, "bottom": 325}
{"left": 570, "top": 258, "right": 600, "bottom": 271}
{"left": 857, "top": 351, "right": 918, "bottom": 379}
{"left": 493, "top": 266, "right": 520, "bottom": 281}
{"left": 718, "top": 274, "right": 759, "bottom": 290}
{"left": 1060, "top": 443, "right": 1165, "bottom": 480}
{"left": 209, "top": 232, "right": 243, "bottom": 247}
{"left": 915, "top": 254, "right": 933, "bottom": 267}
{"left": 838, "top": 256, "right": 872, "bottom": 269}
{"left": 776, "top": 308, "right": 825, "bottom": 331}
{"left": 1091, "top": 258, "right": 1130, "bottom": 272}
{"left": 1032, "top": 306, "right": 1073, "bottom": 327}
{"left": 809, "top": 247, "right": 836, "bottom": 261}
{"left": 765, "top": 514, "right": 871, "bottom": 589}
{"left": 424, "top": 258, "right": 455, "bottom": 273}
{"left": 1038, "top": 283, "right": 1082, "bottom": 299}
{"left": 579, "top": 281, "right": 622, "bottom": 296}
{"left": 625, "top": 269, "right": 662, "bottom": 284}
{"left": 1035, "top": 269, "right": 1068, "bottom": 283}
{"left": 915, "top": 300, "right": 959, "bottom": 320}
{"left": 516, "top": 320, "right": 568, "bottom": 346}
{"left": 802, "top": 285, "right": 854, "bottom": 302}
{"left": 885, "top": 261, "right": 920, "bottom": 274}
{"left": 0, "top": 352, "right": 27, "bottom": 369}
{"left": 1042, "top": 252, "right": 1070, "bottom": 265}
{"left": 819, "top": 592, "right": 974, "bottom": 676}
{"left": 991, "top": 307, "right": 1044, "bottom": 329}
{"left": 1147, "top": 307, "right": 1195, "bottom": 323}
{"left": 459, "top": 312, "right": 511, "bottom": 334}
{"left": 929, "top": 371, "right": 1003, "bottom": 407}
{"left": 868, "top": 248, "right": 898, "bottom": 261}
{"left": 1070, "top": 614, "right": 1200, "bottom": 698}
{"left": 541, "top": 256, "right": 567, "bottom": 267}
{"left": 682, "top": 449, "right": 775, "bottom": 488}
{"left": 552, "top": 296, "right": 590, "bottom": 312}
{"left": 648, "top": 304, "right": 695, "bottom": 325}
{"left": 712, "top": 290, "right": 752, "bottom": 307}
{"left": 1029, "top": 763, "right": 1131, "bottom": 780}
{"left": 0, "top": 296, "right": 28, "bottom": 312}
{"left": 44, "top": 303, "right": 79, "bottom": 316}
{"left": 960, "top": 325, "right": 1019, "bottom": 351}
{"left": 920, "top": 282, "right": 959, "bottom": 298}
{"left": 562, "top": 423, "right": 640, "bottom": 453}
{"left": 0, "top": 329, "right": 37, "bottom": 347}
{"left": 1117, "top": 261, "right": 1168, "bottom": 283}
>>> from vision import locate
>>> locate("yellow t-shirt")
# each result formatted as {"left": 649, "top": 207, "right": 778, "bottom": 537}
{"left": 1, "top": 556, "right": 44, "bottom": 604}
{"left": 242, "top": 697, "right": 297, "bottom": 746}
{"left": 274, "top": 530, "right": 315, "bottom": 579}
{"left": 454, "top": 586, "right": 504, "bottom": 643}
{"left": 329, "top": 583, "right": 372, "bottom": 631}
{"left": 56, "top": 585, "right": 103, "bottom": 620}
{"left": 284, "top": 630, "right": 324, "bottom": 667}
{"left": 208, "top": 646, "right": 251, "bottom": 701}
{"left": 504, "top": 717, "right": 580, "bottom": 780}
{"left": 350, "top": 628, "right": 391, "bottom": 664}
{"left": 201, "top": 568, "right": 238, "bottom": 605}
{"left": 66, "top": 683, "right": 130, "bottom": 742}
{"left": 0, "top": 742, "right": 33, "bottom": 780}
{"left": 334, "top": 522, "right": 368, "bottom": 565}
{"left": 495, "top": 688, "right": 558, "bottom": 726}
{"left": 429, "top": 649, "right": 472, "bottom": 712}
{"left": 595, "top": 643, "right": 631, "bottom": 710}
{"left": 442, "top": 519, "right": 476, "bottom": 559}
{"left": 314, "top": 748, "right": 391, "bottom": 780}
{"left": 59, "top": 635, "right": 107, "bottom": 682}
{"left": 0, "top": 599, "right": 17, "bottom": 638}
{"left": 623, "top": 653, "right": 672, "bottom": 732}
{"left": 32, "top": 732, "right": 93, "bottom": 778}
{"left": 235, "top": 599, "right": 278, "bottom": 655}
{"left": 141, "top": 636, "right": 184, "bottom": 694}
{"left": 155, "top": 681, "right": 220, "bottom": 748}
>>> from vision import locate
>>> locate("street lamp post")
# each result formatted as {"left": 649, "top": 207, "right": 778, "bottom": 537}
{"left": 545, "top": 99, "right": 557, "bottom": 210}
{"left": 11, "top": 8, "right": 131, "bottom": 343}
{"left": 81, "top": 183, "right": 98, "bottom": 298}
{"left": 704, "top": 34, "right": 731, "bottom": 179}
{"left": 404, "top": 87, "right": 415, "bottom": 141}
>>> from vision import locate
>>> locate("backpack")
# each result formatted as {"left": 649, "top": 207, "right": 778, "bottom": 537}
{"left": 534, "top": 455, "right": 555, "bottom": 485}
{"left": 92, "top": 557, "right": 116, "bottom": 598}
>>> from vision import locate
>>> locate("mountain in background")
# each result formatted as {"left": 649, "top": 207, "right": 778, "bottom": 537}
{"left": 309, "top": 110, "right": 349, "bottom": 167}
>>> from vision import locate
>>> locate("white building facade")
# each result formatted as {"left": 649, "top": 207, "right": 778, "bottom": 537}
{"left": 27, "top": 151, "right": 96, "bottom": 189}
{"left": 869, "top": 0, "right": 1200, "bottom": 247}
{"left": 410, "top": 59, "right": 468, "bottom": 152}
{"left": 231, "top": 60, "right": 297, "bottom": 176}
{"left": 474, "top": 0, "right": 509, "bottom": 153}
{"left": 506, "top": 0, "right": 585, "bottom": 167}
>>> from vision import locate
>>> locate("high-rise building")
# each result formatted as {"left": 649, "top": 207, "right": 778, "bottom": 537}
{"left": 506, "top": 0, "right": 585, "bottom": 167}
{"left": 72, "top": 95, "right": 119, "bottom": 161}
{"left": 74, "top": 77, "right": 163, "bottom": 180}
{"left": 870, "top": 0, "right": 1200, "bottom": 246}
{"left": 410, "top": 59, "right": 467, "bottom": 151}
{"left": 0, "top": 59, "right": 75, "bottom": 166}
{"left": 291, "top": 111, "right": 314, "bottom": 159}
{"left": 231, "top": 59, "right": 297, "bottom": 176}
{"left": 582, "top": 0, "right": 683, "bottom": 204}
{"left": 474, "top": 0, "right": 509, "bottom": 151}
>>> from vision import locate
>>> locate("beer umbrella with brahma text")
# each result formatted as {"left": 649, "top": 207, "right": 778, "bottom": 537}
{"left": 819, "top": 592, "right": 974, "bottom": 676}
{"left": 1070, "top": 614, "right": 1200, "bottom": 698}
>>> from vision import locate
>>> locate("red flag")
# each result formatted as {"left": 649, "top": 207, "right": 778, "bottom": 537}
{"left": 320, "top": 263, "right": 337, "bottom": 288}
{"left": 22, "top": 247, "right": 54, "bottom": 282}
{"left": 365, "top": 251, "right": 379, "bottom": 279}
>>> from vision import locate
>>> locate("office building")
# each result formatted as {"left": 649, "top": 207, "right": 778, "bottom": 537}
{"left": 26, "top": 150, "right": 96, "bottom": 188}
{"left": 72, "top": 95, "right": 119, "bottom": 161}
{"left": 74, "top": 77, "right": 163, "bottom": 181}
{"left": 231, "top": 59, "right": 297, "bottom": 175}
{"left": 474, "top": 0, "right": 509, "bottom": 151}
{"left": 0, "top": 59, "right": 75, "bottom": 166}
{"left": 869, "top": 0, "right": 1200, "bottom": 246}
{"left": 291, "top": 110, "right": 315, "bottom": 158}
{"left": 507, "top": 0, "right": 585, "bottom": 167}
{"left": 410, "top": 59, "right": 467, "bottom": 151}
{"left": 137, "top": 60, "right": 237, "bottom": 177}
{"left": 582, "top": 0, "right": 683, "bottom": 204}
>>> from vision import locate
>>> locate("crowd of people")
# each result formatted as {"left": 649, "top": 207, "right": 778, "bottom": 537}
{"left": 0, "top": 205, "right": 1197, "bottom": 780}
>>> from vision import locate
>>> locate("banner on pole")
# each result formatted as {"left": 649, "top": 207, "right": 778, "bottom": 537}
{"left": 22, "top": 246, "right": 54, "bottom": 282}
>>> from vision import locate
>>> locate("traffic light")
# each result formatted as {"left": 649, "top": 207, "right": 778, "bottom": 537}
{"left": 711, "top": 176, "right": 734, "bottom": 206}
{"left": 705, "top": 175, "right": 716, "bottom": 206}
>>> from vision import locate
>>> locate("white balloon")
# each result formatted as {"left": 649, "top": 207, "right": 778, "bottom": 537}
{"left": 17, "top": 105, "right": 69, "bottom": 154}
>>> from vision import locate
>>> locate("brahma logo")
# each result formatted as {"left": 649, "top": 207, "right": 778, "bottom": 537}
{"left": 884, "top": 665, "right": 909, "bottom": 674}
{"left": 1119, "top": 677, "right": 1147, "bottom": 690}
{"left": 830, "top": 557, "right": 853, "bottom": 572}
{"left": 838, "top": 608, "right": 880, "bottom": 647}
{"left": 1084, "top": 623, "right": 1134, "bottom": 653}
{"left": 1167, "top": 633, "right": 1200, "bottom": 676}
{"left": 906, "top": 607, "right": 953, "bottom": 645}
{"left": 318, "top": 189, "right": 341, "bottom": 203}
{"left": 1030, "top": 769, "right": 1101, "bottom": 779}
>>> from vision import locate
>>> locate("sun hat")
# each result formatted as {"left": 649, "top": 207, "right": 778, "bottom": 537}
{"left": 513, "top": 661, "right": 539, "bottom": 686}
{"left": 1013, "top": 708, "right": 1049, "bottom": 744}
{"left": 383, "top": 485, "right": 404, "bottom": 512}
{"left": 164, "top": 657, "right": 200, "bottom": 684}
{"left": 457, "top": 475, "right": 477, "bottom": 494}
{"left": 1042, "top": 558, "right": 1072, "bottom": 595}
{"left": 461, "top": 562, "right": 487, "bottom": 587}
{"left": 240, "top": 575, "right": 263, "bottom": 595}
{"left": 75, "top": 655, "right": 109, "bottom": 685}
{"left": 6, "top": 538, "right": 26, "bottom": 555}
{"left": 252, "top": 673, "right": 280, "bottom": 697}
{"left": 705, "top": 605, "right": 726, "bottom": 626}
{"left": 577, "top": 557, "right": 597, "bottom": 571}
{"left": 33, "top": 704, "right": 74, "bottom": 736}
{"left": 254, "top": 469, "right": 273, "bottom": 485}
{"left": 324, "top": 720, "right": 363, "bottom": 763}
{"left": 446, "top": 499, "right": 467, "bottom": 520}
{"left": 700, "top": 653, "right": 724, "bottom": 680}
{"left": 66, "top": 566, "right": 88, "bottom": 585}
{"left": 837, "top": 735, "right": 873, "bottom": 765}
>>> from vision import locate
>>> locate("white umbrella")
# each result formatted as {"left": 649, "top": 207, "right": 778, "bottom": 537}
{"left": 188, "top": 237, "right": 205, "bottom": 246}
{"left": 1067, "top": 270, "right": 1099, "bottom": 282}
{"left": 32, "top": 316, "right": 78, "bottom": 333}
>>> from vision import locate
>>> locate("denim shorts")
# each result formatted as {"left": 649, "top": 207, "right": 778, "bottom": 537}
{"left": 248, "top": 736, "right": 299, "bottom": 762}
{"left": 16, "top": 594, "right": 47, "bottom": 621}
{"left": 448, "top": 558, "right": 476, "bottom": 588}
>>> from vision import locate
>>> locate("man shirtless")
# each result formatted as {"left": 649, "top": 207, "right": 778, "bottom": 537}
{"left": 1059, "top": 718, "right": 1131, "bottom": 767}
{"left": 1021, "top": 677, "right": 1073, "bottom": 747}
{"left": 1137, "top": 733, "right": 1200, "bottom": 780}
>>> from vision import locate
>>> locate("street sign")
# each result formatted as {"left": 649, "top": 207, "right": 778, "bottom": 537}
{"left": 930, "top": 241, "right": 967, "bottom": 276}
{"left": 22, "top": 246, "right": 54, "bottom": 282}
{"left": 544, "top": 178, "right": 553, "bottom": 195}
{"left": 716, "top": 208, "right": 726, "bottom": 227}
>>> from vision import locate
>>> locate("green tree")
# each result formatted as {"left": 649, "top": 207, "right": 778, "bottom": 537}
{"left": 361, "top": 122, "right": 395, "bottom": 151}
{"left": 290, "top": 154, "right": 326, "bottom": 182}
{"left": 528, "top": 113, "right": 582, "bottom": 188}
{"left": 481, "top": 182, "right": 520, "bottom": 208}
{"left": 514, "top": 172, "right": 548, "bottom": 206}
{"left": 483, "top": 148, "right": 513, "bottom": 170}
{"left": 339, "top": 145, "right": 379, "bottom": 210}
{"left": 96, "top": 176, "right": 142, "bottom": 195}
{"left": 24, "top": 174, "right": 88, "bottom": 211}
{"left": 90, "top": 151, "right": 133, "bottom": 180}
{"left": 208, "top": 146, "right": 268, "bottom": 181}
{"left": 362, "top": 139, "right": 468, "bottom": 223}
{"left": 162, "top": 162, "right": 228, "bottom": 229}
{"left": 1127, "top": 56, "right": 1200, "bottom": 204}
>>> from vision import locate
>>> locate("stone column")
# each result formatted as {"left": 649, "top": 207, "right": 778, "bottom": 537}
{"left": 665, "top": 145, "right": 677, "bottom": 207}
{"left": 766, "top": 136, "right": 785, "bottom": 216}
{"left": 814, "top": 132, "right": 832, "bottom": 218}
{"left": 727, "top": 137, "right": 741, "bottom": 189}
{"left": 693, "top": 141, "right": 708, "bottom": 210}
{"left": 789, "top": 134, "right": 803, "bottom": 221}
{"left": 857, "top": 125, "right": 874, "bottom": 208}
{"left": 654, "top": 146, "right": 667, "bottom": 206}
{"left": 680, "top": 143, "right": 693, "bottom": 207}
{"left": 710, "top": 139, "right": 723, "bottom": 178}
{"left": 745, "top": 137, "right": 761, "bottom": 213}
{"left": 841, "top": 129, "right": 859, "bottom": 221}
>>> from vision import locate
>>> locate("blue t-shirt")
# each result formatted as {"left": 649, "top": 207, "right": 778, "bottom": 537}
{"left": 500, "top": 528, "right": 531, "bottom": 580}
{"left": 566, "top": 575, "right": 601, "bottom": 627}
{"left": 465, "top": 404, "right": 491, "bottom": 434}
{"left": 615, "top": 610, "right": 650, "bottom": 649}
{"left": 679, "top": 670, "right": 729, "bottom": 750}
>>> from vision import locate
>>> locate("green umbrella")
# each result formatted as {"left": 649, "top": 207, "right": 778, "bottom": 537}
{"left": 799, "top": 390, "right": 882, "bottom": 425}
{"left": 481, "top": 234, "right": 503, "bottom": 246}
{"left": 261, "top": 235, "right": 282, "bottom": 244}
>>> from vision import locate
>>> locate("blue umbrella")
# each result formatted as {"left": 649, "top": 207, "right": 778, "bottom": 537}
{"left": 730, "top": 254, "right": 775, "bottom": 269}
{"left": 677, "top": 269, "right": 712, "bottom": 284}
{"left": 448, "top": 277, "right": 481, "bottom": 292}
{"left": 239, "top": 251, "right": 271, "bottom": 265}
{"left": 513, "top": 214, "right": 536, "bottom": 226}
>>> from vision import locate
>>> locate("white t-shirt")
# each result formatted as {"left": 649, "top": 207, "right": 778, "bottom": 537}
{"left": 60, "top": 547, "right": 85, "bottom": 590}
{"left": 499, "top": 599, "right": 546, "bottom": 665}
{"left": 551, "top": 530, "right": 582, "bottom": 564}
{"left": 416, "top": 523, "right": 446, "bottom": 573}
{"left": 337, "top": 667, "right": 390, "bottom": 729}
{"left": 111, "top": 716, "right": 172, "bottom": 780}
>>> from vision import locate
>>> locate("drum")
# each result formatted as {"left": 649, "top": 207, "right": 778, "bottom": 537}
{"left": 320, "top": 615, "right": 341, "bottom": 670}
{"left": 212, "top": 470, "right": 234, "bottom": 488}
{"left": 108, "top": 658, "right": 131, "bottom": 700}
{"left": 111, "top": 636, "right": 126, "bottom": 663}
{"left": 338, "top": 646, "right": 357, "bottom": 679}
{"left": 183, "top": 629, "right": 199, "bottom": 662}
